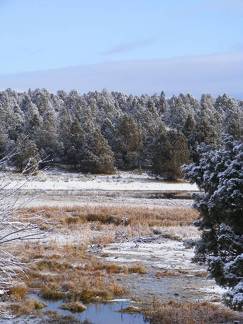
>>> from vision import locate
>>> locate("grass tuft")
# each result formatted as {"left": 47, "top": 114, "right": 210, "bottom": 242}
{"left": 128, "top": 264, "right": 147, "bottom": 274}
{"left": 8, "top": 286, "right": 28, "bottom": 301}
{"left": 40, "top": 286, "right": 65, "bottom": 300}
{"left": 61, "top": 302, "right": 86, "bottom": 312}
{"left": 10, "top": 298, "right": 46, "bottom": 315}
{"left": 35, "top": 260, "right": 72, "bottom": 272}
{"left": 144, "top": 300, "right": 240, "bottom": 324}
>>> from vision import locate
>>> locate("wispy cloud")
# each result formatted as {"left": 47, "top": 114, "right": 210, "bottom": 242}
{"left": 0, "top": 51, "right": 242, "bottom": 98}
{"left": 101, "top": 38, "right": 156, "bottom": 56}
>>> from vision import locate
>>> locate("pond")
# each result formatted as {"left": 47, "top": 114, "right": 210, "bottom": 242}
{"left": 27, "top": 294, "right": 148, "bottom": 324}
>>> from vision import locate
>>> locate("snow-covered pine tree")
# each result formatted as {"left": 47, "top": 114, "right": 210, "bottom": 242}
{"left": 81, "top": 127, "right": 115, "bottom": 174}
{"left": 183, "top": 137, "right": 243, "bottom": 310}
{"left": 0, "top": 89, "right": 241, "bottom": 173}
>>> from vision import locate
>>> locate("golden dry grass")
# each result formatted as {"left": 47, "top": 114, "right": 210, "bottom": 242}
{"left": 8, "top": 241, "right": 128, "bottom": 311}
{"left": 5, "top": 205, "right": 200, "bottom": 320}
{"left": 8, "top": 286, "right": 28, "bottom": 301}
{"left": 10, "top": 298, "right": 45, "bottom": 316}
{"left": 18, "top": 205, "right": 198, "bottom": 228}
{"left": 144, "top": 300, "right": 240, "bottom": 324}
{"left": 89, "top": 260, "right": 147, "bottom": 274}
{"left": 61, "top": 301, "right": 86, "bottom": 312}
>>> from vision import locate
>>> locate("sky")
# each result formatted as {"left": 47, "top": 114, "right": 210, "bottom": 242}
{"left": 0, "top": 0, "right": 243, "bottom": 97}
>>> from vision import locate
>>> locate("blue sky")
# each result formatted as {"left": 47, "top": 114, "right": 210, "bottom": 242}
{"left": 0, "top": 0, "right": 243, "bottom": 96}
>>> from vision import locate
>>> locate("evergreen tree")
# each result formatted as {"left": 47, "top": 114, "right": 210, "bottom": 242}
{"left": 14, "top": 135, "right": 40, "bottom": 173}
{"left": 182, "top": 114, "right": 196, "bottom": 138}
{"left": 114, "top": 115, "right": 143, "bottom": 169}
{"left": 81, "top": 128, "right": 115, "bottom": 174}
{"left": 215, "top": 94, "right": 241, "bottom": 139}
{"left": 0, "top": 88, "right": 241, "bottom": 174}
{"left": 184, "top": 137, "right": 243, "bottom": 310}
{"left": 64, "top": 118, "right": 84, "bottom": 168}
{"left": 152, "top": 129, "right": 190, "bottom": 180}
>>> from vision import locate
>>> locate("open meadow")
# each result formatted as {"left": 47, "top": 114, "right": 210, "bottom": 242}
{"left": 0, "top": 171, "right": 242, "bottom": 324}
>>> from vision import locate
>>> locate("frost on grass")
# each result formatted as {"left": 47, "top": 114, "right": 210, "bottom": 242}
{"left": 101, "top": 229, "right": 202, "bottom": 272}
{"left": 0, "top": 170, "right": 198, "bottom": 192}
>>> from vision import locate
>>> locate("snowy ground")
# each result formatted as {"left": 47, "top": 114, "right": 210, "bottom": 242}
{"left": 39, "top": 224, "right": 226, "bottom": 304}
{"left": 0, "top": 169, "right": 235, "bottom": 321}
{"left": 98, "top": 227, "right": 227, "bottom": 303}
{"left": 0, "top": 170, "right": 198, "bottom": 191}
{"left": 0, "top": 170, "right": 197, "bottom": 208}
{"left": 16, "top": 191, "right": 194, "bottom": 208}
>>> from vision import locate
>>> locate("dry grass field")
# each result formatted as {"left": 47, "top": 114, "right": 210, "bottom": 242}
{"left": 2, "top": 205, "right": 242, "bottom": 323}
{"left": 19, "top": 205, "right": 198, "bottom": 228}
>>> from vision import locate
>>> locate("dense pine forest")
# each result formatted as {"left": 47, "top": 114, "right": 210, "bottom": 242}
{"left": 0, "top": 88, "right": 242, "bottom": 178}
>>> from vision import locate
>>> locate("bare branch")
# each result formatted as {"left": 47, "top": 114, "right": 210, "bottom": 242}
{"left": 0, "top": 151, "right": 46, "bottom": 293}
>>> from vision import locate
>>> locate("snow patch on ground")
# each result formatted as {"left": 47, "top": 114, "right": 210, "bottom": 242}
{"left": 0, "top": 170, "right": 197, "bottom": 208}
{"left": 160, "top": 225, "right": 200, "bottom": 240}
{"left": 102, "top": 237, "right": 202, "bottom": 272}
{"left": 199, "top": 285, "right": 227, "bottom": 295}
{"left": 0, "top": 170, "right": 198, "bottom": 192}
{"left": 98, "top": 229, "right": 225, "bottom": 302}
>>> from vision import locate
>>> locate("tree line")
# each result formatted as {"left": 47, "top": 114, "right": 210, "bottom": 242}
{"left": 0, "top": 88, "right": 242, "bottom": 178}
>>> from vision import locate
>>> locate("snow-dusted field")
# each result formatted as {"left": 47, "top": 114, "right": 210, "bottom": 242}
{"left": 0, "top": 170, "right": 198, "bottom": 192}
{"left": 41, "top": 224, "right": 226, "bottom": 303}
{"left": 0, "top": 170, "right": 197, "bottom": 208}
{"left": 99, "top": 227, "right": 226, "bottom": 303}
{"left": 1, "top": 169, "right": 234, "bottom": 320}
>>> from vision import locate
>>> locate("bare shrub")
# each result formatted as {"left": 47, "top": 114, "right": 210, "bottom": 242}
{"left": 0, "top": 155, "right": 45, "bottom": 295}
